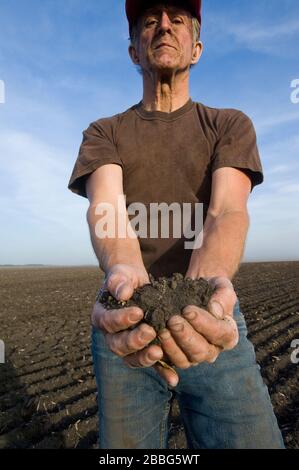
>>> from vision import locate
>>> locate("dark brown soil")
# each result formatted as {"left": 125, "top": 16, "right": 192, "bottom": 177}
{"left": 0, "top": 262, "right": 298, "bottom": 449}
{"left": 98, "top": 273, "right": 214, "bottom": 333}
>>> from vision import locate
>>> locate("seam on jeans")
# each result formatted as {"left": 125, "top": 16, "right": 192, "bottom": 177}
{"left": 160, "top": 401, "right": 171, "bottom": 448}
{"left": 180, "top": 410, "right": 200, "bottom": 449}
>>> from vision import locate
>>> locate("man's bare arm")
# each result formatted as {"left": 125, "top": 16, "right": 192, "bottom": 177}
{"left": 86, "top": 164, "right": 146, "bottom": 283}
{"left": 186, "top": 167, "right": 251, "bottom": 281}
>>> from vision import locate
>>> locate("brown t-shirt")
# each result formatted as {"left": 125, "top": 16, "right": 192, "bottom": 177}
{"left": 68, "top": 98, "right": 263, "bottom": 277}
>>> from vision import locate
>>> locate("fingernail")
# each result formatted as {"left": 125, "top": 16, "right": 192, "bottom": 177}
{"left": 140, "top": 329, "right": 154, "bottom": 342}
{"left": 158, "top": 329, "right": 171, "bottom": 340}
{"left": 129, "top": 310, "right": 142, "bottom": 322}
{"left": 169, "top": 377, "right": 178, "bottom": 388}
{"left": 210, "top": 301, "right": 224, "bottom": 319}
{"left": 182, "top": 309, "right": 196, "bottom": 320}
{"left": 170, "top": 321, "right": 184, "bottom": 332}
{"left": 115, "top": 282, "right": 126, "bottom": 299}
{"left": 148, "top": 351, "right": 160, "bottom": 361}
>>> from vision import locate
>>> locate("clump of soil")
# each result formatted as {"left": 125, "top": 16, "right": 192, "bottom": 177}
{"left": 97, "top": 273, "right": 215, "bottom": 333}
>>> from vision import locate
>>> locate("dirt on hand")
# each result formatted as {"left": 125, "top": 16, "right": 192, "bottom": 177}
{"left": 97, "top": 273, "right": 215, "bottom": 333}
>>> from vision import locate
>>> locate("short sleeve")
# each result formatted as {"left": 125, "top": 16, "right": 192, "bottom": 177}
{"left": 68, "top": 120, "right": 123, "bottom": 198}
{"left": 211, "top": 111, "right": 264, "bottom": 192}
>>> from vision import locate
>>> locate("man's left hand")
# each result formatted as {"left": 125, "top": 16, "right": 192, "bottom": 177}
{"left": 158, "top": 277, "right": 239, "bottom": 369}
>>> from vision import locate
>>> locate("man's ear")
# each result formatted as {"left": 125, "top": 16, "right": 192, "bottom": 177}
{"left": 128, "top": 45, "right": 140, "bottom": 65}
{"left": 191, "top": 40, "right": 203, "bottom": 65}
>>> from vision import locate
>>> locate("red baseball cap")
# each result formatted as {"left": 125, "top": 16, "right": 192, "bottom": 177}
{"left": 126, "top": 0, "right": 202, "bottom": 33}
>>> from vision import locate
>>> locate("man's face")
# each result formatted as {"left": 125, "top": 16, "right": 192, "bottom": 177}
{"left": 133, "top": 3, "right": 199, "bottom": 74}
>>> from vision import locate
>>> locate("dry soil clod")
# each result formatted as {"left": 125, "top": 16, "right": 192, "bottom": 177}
{"left": 97, "top": 273, "right": 215, "bottom": 334}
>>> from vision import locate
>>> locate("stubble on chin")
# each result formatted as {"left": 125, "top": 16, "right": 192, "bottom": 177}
{"left": 148, "top": 47, "right": 181, "bottom": 70}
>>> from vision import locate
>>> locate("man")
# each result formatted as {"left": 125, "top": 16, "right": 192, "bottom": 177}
{"left": 68, "top": 0, "right": 284, "bottom": 449}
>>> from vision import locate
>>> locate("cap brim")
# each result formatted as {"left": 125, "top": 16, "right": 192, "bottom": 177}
{"left": 126, "top": 0, "right": 202, "bottom": 31}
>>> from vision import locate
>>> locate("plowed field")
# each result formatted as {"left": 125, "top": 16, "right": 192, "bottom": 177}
{"left": 0, "top": 262, "right": 298, "bottom": 448}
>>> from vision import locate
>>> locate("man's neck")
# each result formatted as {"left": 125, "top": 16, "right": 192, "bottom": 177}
{"left": 141, "top": 70, "right": 190, "bottom": 112}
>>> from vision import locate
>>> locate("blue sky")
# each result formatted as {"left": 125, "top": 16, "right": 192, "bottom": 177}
{"left": 0, "top": 0, "right": 298, "bottom": 265}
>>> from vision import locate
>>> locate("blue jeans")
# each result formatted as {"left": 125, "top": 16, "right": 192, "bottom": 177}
{"left": 91, "top": 300, "right": 285, "bottom": 449}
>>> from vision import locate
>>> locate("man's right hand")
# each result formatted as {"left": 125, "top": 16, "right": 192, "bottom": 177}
{"left": 92, "top": 264, "right": 179, "bottom": 386}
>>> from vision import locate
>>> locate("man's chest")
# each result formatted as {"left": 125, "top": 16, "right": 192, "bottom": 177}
{"left": 116, "top": 117, "right": 213, "bottom": 204}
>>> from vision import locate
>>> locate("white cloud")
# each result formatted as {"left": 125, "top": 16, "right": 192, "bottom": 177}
{"left": 205, "top": 15, "right": 299, "bottom": 57}
{"left": 0, "top": 129, "right": 96, "bottom": 265}
{"left": 255, "top": 112, "right": 299, "bottom": 135}
{"left": 266, "top": 165, "right": 289, "bottom": 175}
{"left": 0, "top": 129, "right": 87, "bottom": 229}
{"left": 276, "top": 184, "right": 299, "bottom": 194}
{"left": 245, "top": 127, "right": 299, "bottom": 261}
{"left": 232, "top": 20, "right": 299, "bottom": 42}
